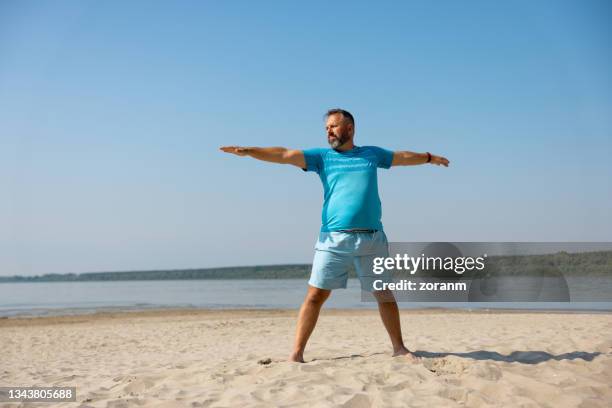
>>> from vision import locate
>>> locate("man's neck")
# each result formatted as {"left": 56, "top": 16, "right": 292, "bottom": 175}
{"left": 334, "top": 141, "right": 355, "bottom": 152}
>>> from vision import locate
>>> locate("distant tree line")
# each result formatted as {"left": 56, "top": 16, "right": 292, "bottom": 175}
{"left": 0, "top": 250, "right": 610, "bottom": 283}
{"left": 393, "top": 250, "right": 612, "bottom": 279}
{"left": 0, "top": 264, "right": 314, "bottom": 282}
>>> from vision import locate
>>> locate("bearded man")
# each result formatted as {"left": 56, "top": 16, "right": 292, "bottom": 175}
{"left": 221, "top": 108, "right": 449, "bottom": 362}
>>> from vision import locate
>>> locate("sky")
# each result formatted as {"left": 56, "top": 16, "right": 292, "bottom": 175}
{"left": 1, "top": 0, "right": 611, "bottom": 276}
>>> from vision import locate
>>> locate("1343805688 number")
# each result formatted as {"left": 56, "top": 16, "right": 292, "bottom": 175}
{"left": 0, "top": 387, "right": 76, "bottom": 402}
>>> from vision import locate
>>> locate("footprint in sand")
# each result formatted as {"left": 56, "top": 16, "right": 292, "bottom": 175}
{"left": 423, "top": 357, "right": 469, "bottom": 376}
{"left": 468, "top": 362, "right": 503, "bottom": 381}
{"left": 123, "top": 377, "right": 157, "bottom": 395}
{"left": 339, "top": 393, "right": 371, "bottom": 408}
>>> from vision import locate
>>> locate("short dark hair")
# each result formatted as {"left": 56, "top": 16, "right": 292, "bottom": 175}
{"left": 325, "top": 108, "right": 355, "bottom": 126}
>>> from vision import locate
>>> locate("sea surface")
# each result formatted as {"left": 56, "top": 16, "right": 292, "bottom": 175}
{"left": 0, "top": 278, "right": 611, "bottom": 318}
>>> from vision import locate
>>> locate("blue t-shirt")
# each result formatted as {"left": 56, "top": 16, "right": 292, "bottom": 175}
{"left": 302, "top": 146, "right": 394, "bottom": 232}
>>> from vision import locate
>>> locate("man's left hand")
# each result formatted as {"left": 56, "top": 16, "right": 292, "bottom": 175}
{"left": 430, "top": 155, "right": 450, "bottom": 167}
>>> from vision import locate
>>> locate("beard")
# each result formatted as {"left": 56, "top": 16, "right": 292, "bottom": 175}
{"left": 328, "top": 130, "right": 350, "bottom": 149}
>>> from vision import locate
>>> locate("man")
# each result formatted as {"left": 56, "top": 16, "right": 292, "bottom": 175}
{"left": 220, "top": 108, "right": 449, "bottom": 363}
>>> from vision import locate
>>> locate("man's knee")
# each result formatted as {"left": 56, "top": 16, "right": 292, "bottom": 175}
{"left": 305, "top": 287, "right": 331, "bottom": 306}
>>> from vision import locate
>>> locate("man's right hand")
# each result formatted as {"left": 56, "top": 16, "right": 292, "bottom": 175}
{"left": 219, "top": 146, "right": 306, "bottom": 168}
{"left": 220, "top": 146, "right": 249, "bottom": 156}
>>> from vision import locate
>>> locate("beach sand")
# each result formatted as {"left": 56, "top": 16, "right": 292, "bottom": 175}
{"left": 1, "top": 308, "right": 611, "bottom": 407}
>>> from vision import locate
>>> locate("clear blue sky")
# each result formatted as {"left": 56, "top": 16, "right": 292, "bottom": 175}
{"left": 2, "top": 0, "right": 611, "bottom": 276}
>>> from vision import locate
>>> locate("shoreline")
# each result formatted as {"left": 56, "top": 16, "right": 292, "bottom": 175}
{"left": 1, "top": 306, "right": 611, "bottom": 327}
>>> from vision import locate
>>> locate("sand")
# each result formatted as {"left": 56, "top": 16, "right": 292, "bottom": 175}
{"left": 1, "top": 308, "right": 611, "bottom": 407}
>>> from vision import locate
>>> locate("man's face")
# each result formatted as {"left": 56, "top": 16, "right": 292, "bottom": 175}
{"left": 326, "top": 113, "right": 352, "bottom": 149}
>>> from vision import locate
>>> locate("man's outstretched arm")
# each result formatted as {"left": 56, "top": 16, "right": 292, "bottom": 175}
{"left": 220, "top": 146, "right": 306, "bottom": 168}
{"left": 391, "top": 150, "right": 450, "bottom": 167}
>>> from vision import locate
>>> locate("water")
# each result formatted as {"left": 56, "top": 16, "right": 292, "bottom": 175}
{"left": 0, "top": 278, "right": 610, "bottom": 318}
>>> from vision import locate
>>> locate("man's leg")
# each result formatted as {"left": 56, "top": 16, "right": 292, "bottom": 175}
{"left": 354, "top": 233, "right": 420, "bottom": 363}
{"left": 373, "top": 290, "right": 420, "bottom": 362}
{"left": 289, "top": 285, "right": 331, "bottom": 363}
{"left": 291, "top": 246, "right": 349, "bottom": 362}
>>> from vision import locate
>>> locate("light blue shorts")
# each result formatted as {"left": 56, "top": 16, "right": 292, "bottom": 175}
{"left": 309, "top": 231, "right": 394, "bottom": 292}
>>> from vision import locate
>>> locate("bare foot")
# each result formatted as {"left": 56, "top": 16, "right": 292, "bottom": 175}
{"left": 288, "top": 351, "right": 305, "bottom": 363}
{"left": 393, "top": 346, "right": 421, "bottom": 363}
